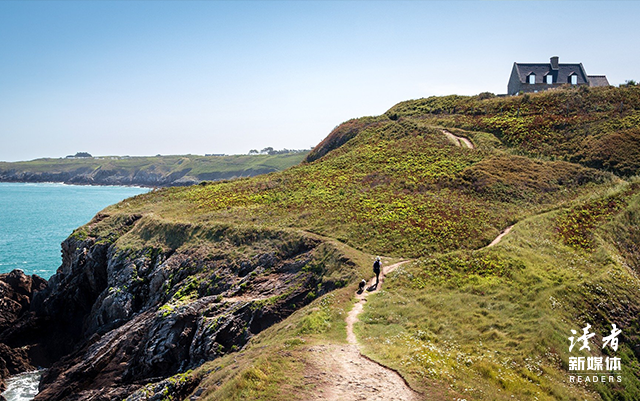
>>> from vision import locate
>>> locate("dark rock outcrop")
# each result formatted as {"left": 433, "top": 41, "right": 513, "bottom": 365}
{"left": 0, "top": 214, "right": 355, "bottom": 400}
{"left": 0, "top": 270, "right": 47, "bottom": 389}
{"left": 0, "top": 167, "right": 278, "bottom": 188}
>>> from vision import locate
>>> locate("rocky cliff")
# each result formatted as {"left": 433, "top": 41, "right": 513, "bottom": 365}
{"left": 0, "top": 212, "right": 356, "bottom": 399}
{"left": 0, "top": 167, "right": 276, "bottom": 187}
{"left": 0, "top": 271, "right": 47, "bottom": 394}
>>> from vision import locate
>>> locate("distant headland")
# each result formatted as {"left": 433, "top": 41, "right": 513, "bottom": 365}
{"left": 0, "top": 150, "right": 308, "bottom": 187}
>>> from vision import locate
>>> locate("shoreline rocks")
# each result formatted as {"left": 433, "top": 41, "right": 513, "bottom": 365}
{"left": 0, "top": 270, "right": 47, "bottom": 391}
{"left": 0, "top": 215, "right": 354, "bottom": 400}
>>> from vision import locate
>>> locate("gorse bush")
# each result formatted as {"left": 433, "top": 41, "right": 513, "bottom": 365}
{"left": 386, "top": 85, "right": 640, "bottom": 176}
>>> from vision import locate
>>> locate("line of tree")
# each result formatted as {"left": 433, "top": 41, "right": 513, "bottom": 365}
{"left": 248, "top": 147, "right": 310, "bottom": 155}
{"left": 65, "top": 152, "right": 93, "bottom": 158}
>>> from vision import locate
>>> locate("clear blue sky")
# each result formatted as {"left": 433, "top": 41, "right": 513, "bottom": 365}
{"left": 1, "top": 1, "right": 638, "bottom": 161}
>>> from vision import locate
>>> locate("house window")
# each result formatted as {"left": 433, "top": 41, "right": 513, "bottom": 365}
{"left": 571, "top": 74, "right": 578, "bottom": 85}
{"left": 529, "top": 74, "right": 536, "bottom": 84}
{"left": 546, "top": 75, "right": 553, "bottom": 84}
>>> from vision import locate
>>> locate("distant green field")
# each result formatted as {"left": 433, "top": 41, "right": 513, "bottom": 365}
{"left": 0, "top": 152, "right": 308, "bottom": 186}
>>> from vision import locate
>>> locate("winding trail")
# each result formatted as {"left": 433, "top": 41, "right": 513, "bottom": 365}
{"left": 345, "top": 261, "right": 407, "bottom": 346}
{"left": 487, "top": 225, "right": 514, "bottom": 248}
{"left": 441, "top": 129, "right": 474, "bottom": 149}
{"left": 309, "top": 261, "right": 419, "bottom": 401}
{"left": 308, "top": 225, "right": 516, "bottom": 400}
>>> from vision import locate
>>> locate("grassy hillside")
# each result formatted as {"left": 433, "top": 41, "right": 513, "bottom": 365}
{"left": 109, "top": 122, "right": 613, "bottom": 257}
{"left": 75, "top": 85, "right": 640, "bottom": 400}
{"left": 385, "top": 85, "right": 640, "bottom": 176}
{"left": 358, "top": 181, "right": 640, "bottom": 400}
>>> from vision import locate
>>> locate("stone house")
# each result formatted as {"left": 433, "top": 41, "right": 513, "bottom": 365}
{"left": 507, "top": 56, "right": 609, "bottom": 96}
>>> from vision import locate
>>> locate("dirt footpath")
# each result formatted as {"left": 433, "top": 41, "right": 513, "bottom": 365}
{"left": 305, "top": 223, "right": 517, "bottom": 400}
{"left": 306, "top": 343, "right": 418, "bottom": 401}
{"left": 441, "top": 129, "right": 474, "bottom": 149}
{"left": 307, "top": 261, "right": 420, "bottom": 401}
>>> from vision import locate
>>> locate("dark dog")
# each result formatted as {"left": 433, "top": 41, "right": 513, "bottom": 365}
{"left": 358, "top": 279, "right": 366, "bottom": 292}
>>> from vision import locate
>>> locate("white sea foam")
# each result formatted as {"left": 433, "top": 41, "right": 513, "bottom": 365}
{"left": 1, "top": 370, "right": 42, "bottom": 401}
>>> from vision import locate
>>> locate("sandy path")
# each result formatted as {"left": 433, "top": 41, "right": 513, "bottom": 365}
{"left": 441, "top": 129, "right": 474, "bottom": 149}
{"left": 307, "top": 344, "right": 418, "bottom": 401}
{"left": 345, "top": 261, "right": 406, "bottom": 345}
{"left": 309, "top": 261, "right": 419, "bottom": 401}
{"left": 486, "top": 225, "right": 514, "bottom": 248}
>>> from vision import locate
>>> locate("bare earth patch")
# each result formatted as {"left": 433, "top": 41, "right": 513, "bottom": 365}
{"left": 306, "top": 343, "right": 418, "bottom": 401}
{"left": 487, "top": 225, "right": 514, "bottom": 247}
{"left": 441, "top": 129, "right": 474, "bottom": 149}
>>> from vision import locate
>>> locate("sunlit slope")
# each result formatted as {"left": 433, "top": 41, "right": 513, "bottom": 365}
{"left": 357, "top": 180, "right": 640, "bottom": 400}
{"left": 168, "top": 182, "right": 640, "bottom": 401}
{"left": 387, "top": 85, "right": 640, "bottom": 176}
{"left": 111, "top": 119, "right": 612, "bottom": 258}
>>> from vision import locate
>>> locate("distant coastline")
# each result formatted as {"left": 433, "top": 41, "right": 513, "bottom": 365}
{"left": 0, "top": 180, "right": 151, "bottom": 189}
{"left": 0, "top": 152, "right": 308, "bottom": 188}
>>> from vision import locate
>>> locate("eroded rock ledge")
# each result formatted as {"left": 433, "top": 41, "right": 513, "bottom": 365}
{"left": 0, "top": 213, "right": 356, "bottom": 400}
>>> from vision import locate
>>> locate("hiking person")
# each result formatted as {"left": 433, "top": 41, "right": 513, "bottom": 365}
{"left": 373, "top": 256, "right": 381, "bottom": 287}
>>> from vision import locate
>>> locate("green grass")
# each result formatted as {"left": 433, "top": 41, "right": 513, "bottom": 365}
{"left": 355, "top": 181, "right": 640, "bottom": 400}
{"left": 157, "top": 181, "right": 640, "bottom": 399}
{"left": 385, "top": 85, "right": 640, "bottom": 176}
{"left": 61, "top": 86, "right": 640, "bottom": 400}
{"left": 106, "top": 119, "right": 615, "bottom": 259}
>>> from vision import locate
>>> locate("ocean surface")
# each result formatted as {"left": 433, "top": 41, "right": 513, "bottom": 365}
{"left": 0, "top": 182, "right": 149, "bottom": 279}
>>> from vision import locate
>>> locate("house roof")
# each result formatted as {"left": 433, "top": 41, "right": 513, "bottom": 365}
{"left": 513, "top": 62, "right": 589, "bottom": 85}
{"left": 588, "top": 75, "right": 610, "bottom": 87}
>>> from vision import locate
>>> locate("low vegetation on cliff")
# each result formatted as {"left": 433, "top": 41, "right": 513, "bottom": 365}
{"left": 5, "top": 85, "right": 640, "bottom": 400}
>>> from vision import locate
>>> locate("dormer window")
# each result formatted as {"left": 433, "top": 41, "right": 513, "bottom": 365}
{"left": 528, "top": 73, "right": 536, "bottom": 84}
{"left": 570, "top": 74, "right": 578, "bottom": 85}
{"left": 546, "top": 74, "right": 553, "bottom": 84}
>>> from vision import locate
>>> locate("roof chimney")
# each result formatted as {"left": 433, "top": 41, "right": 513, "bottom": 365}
{"left": 550, "top": 56, "right": 559, "bottom": 70}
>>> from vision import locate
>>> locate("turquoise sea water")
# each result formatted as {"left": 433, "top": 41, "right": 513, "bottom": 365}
{"left": 0, "top": 183, "right": 148, "bottom": 279}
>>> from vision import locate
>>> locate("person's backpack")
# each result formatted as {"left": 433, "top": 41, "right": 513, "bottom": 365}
{"left": 373, "top": 260, "right": 381, "bottom": 273}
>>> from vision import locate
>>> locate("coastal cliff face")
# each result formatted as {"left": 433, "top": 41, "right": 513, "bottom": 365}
{"left": 0, "top": 167, "right": 276, "bottom": 187}
{"left": 3, "top": 87, "right": 639, "bottom": 399}
{"left": 0, "top": 152, "right": 309, "bottom": 188}
{"left": 0, "top": 212, "right": 356, "bottom": 400}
